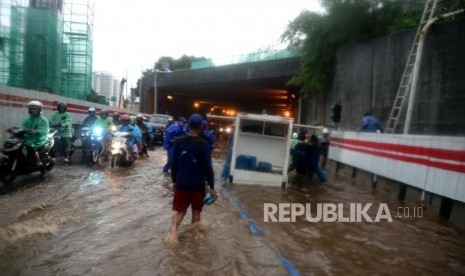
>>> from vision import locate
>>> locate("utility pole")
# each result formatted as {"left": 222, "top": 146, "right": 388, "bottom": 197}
{"left": 118, "top": 77, "right": 126, "bottom": 108}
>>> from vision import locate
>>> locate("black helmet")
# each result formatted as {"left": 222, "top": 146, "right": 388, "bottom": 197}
{"left": 57, "top": 102, "right": 67, "bottom": 112}
{"left": 100, "top": 110, "right": 109, "bottom": 118}
{"left": 112, "top": 112, "right": 120, "bottom": 118}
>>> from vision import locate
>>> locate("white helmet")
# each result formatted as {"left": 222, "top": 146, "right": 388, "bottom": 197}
{"left": 28, "top": 100, "right": 43, "bottom": 114}
{"left": 292, "top": 132, "right": 298, "bottom": 139}
{"left": 136, "top": 113, "right": 143, "bottom": 118}
{"left": 322, "top": 128, "right": 329, "bottom": 134}
{"left": 88, "top": 107, "right": 96, "bottom": 113}
{"left": 28, "top": 100, "right": 43, "bottom": 108}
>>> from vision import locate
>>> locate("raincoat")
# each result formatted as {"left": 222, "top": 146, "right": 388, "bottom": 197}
{"left": 21, "top": 113, "right": 50, "bottom": 149}
{"left": 50, "top": 111, "right": 73, "bottom": 138}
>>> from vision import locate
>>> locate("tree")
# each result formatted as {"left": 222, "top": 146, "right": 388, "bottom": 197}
{"left": 281, "top": 0, "right": 426, "bottom": 98}
{"left": 154, "top": 55, "right": 209, "bottom": 71}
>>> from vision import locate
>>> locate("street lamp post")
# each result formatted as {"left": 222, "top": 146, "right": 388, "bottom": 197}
{"left": 118, "top": 77, "right": 126, "bottom": 108}
{"left": 153, "top": 73, "right": 158, "bottom": 114}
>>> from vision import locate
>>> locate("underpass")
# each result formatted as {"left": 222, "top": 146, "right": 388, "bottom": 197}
{"left": 139, "top": 57, "right": 301, "bottom": 118}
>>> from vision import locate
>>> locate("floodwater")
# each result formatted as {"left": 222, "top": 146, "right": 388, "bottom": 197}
{"left": 1, "top": 139, "right": 465, "bottom": 275}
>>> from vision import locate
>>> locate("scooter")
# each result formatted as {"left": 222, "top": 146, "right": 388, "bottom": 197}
{"left": 0, "top": 127, "right": 56, "bottom": 185}
{"left": 90, "top": 126, "right": 109, "bottom": 165}
{"left": 110, "top": 131, "right": 134, "bottom": 168}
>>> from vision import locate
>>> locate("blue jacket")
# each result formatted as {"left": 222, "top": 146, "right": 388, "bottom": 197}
{"left": 361, "top": 115, "right": 381, "bottom": 132}
{"left": 171, "top": 135, "right": 214, "bottom": 191}
{"left": 163, "top": 122, "right": 185, "bottom": 149}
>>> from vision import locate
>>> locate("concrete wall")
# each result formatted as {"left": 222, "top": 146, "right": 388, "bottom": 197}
{"left": 0, "top": 86, "right": 149, "bottom": 144}
{"left": 304, "top": 17, "right": 465, "bottom": 136}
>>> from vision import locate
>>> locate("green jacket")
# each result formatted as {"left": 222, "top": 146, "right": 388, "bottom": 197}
{"left": 50, "top": 111, "right": 73, "bottom": 138}
{"left": 92, "top": 118, "right": 114, "bottom": 133}
{"left": 21, "top": 114, "right": 50, "bottom": 149}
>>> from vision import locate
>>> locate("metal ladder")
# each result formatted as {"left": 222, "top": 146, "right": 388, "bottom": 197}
{"left": 384, "top": 0, "right": 438, "bottom": 134}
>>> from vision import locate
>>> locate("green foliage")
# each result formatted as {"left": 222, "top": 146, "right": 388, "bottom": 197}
{"left": 282, "top": 0, "right": 425, "bottom": 98}
{"left": 154, "top": 55, "right": 209, "bottom": 71}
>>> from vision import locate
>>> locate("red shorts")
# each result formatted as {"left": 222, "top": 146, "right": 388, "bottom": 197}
{"left": 172, "top": 188, "right": 206, "bottom": 212}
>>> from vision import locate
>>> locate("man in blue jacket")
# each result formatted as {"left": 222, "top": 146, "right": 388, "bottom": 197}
{"left": 162, "top": 116, "right": 186, "bottom": 176}
{"left": 166, "top": 114, "right": 216, "bottom": 246}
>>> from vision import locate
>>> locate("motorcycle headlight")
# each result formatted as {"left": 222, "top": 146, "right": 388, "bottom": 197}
{"left": 92, "top": 127, "right": 104, "bottom": 137}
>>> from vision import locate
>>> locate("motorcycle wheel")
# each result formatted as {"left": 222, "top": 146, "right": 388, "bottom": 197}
{"left": 0, "top": 173, "right": 16, "bottom": 185}
{"left": 91, "top": 148, "right": 99, "bottom": 164}
{"left": 111, "top": 154, "right": 120, "bottom": 168}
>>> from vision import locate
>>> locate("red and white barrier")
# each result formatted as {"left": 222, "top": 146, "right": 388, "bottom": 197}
{"left": 329, "top": 131, "right": 465, "bottom": 203}
{"left": 0, "top": 86, "right": 150, "bottom": 142}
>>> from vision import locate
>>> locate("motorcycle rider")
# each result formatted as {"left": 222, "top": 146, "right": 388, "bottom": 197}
{"left": 116, "top": 114, "right": 136, "bottom": 160}
{"left": 135, "top": 113, "right": 150, "bottom": 157}
{"left": 8, "top": 101, "right": 50, "bottom": 167}
{"left": 49, "top": 102, "right": 73, "bottom": 163}
{"left": 112, "top": 112, "right": 121, "bottom": 126}
{"left": 82, "top": 107, "right": 98, "bottom": 127}
{"left": 92, "top": 110, "right": 115, "bottom": 153}
{"left": 129, "top": 115, "right": 142, "bottom": 157}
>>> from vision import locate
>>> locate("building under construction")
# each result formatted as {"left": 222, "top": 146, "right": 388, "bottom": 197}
{"left": 0, "top": 0, "right": 93, "bottom": 100}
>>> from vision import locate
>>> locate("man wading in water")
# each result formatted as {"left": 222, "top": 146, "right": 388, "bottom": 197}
{"left": 166, "top": 114, "right": 217, "bottom": 246}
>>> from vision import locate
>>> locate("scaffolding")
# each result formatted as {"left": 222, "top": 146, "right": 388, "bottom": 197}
{"left": 0, "top": 0, "right": 93, "bottom": 100}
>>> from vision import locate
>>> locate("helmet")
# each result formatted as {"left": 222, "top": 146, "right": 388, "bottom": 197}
{"left": 322, "top": 128, "right": 329, "bottom": 134}
{"left": 112, "top": 112, "right": 120, "bottom": 118}
{"left": 28, "top": 100, "right": 43, "bottom": 108}
{"left": 136, "top": 113, "right": 143, "bottom": 118}
{"left": 100, "top": 110, "right": 108, "bottom": 118}
{"left": 129, "top": 115, "right": 136, "bottom": 123}
{"left": 28, "top": 100, "right": 43, "bottom": 113}
{"left": 120, "top": 114, "right": 130, "bottom": 121}
{"left": 88, "top": 107, "right": 96, "bottom": 114}
{"left": 292, "top": 132, "right": 298, "bottom": 139}
{"left": 57, "top": 102, "right": 67, "bottom": 112}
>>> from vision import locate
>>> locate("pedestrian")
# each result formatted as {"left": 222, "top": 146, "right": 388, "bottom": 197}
{"left": 360, "top": 112, "right": 382, "bottom": 133}
{"left": 291, "top": 134, "right": 329, "bottom": 184}
{"left": 166, "top": 114, "right": 216, "bottom": 247}
{"left": 162, "top": 116, "right": 186, "bottom": 176}
{"left": 319, "top": 128, "right": 330, "bottom": 170}
{"left": 220, "top": 125, "right": 235, "bottom": 183}
{"left": 306, "top": 134, "right": 329, "bottom": 184}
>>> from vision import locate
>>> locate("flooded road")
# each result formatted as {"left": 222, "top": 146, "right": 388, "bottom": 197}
{"left": 1, "top": 140, "right": 465, "bottom": 275}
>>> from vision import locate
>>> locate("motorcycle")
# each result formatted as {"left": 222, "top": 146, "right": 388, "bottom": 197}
{"left": 110, "top": 131, "right": 134, "bottom": 168}
{"left": 90, "top": 126, "right": 109, "bottom": 165}
{"left": 80, "top": 126, "right": 92, "bottom": 160}
{"left": 0, "top": 127, "right": 56, "bottom": 185}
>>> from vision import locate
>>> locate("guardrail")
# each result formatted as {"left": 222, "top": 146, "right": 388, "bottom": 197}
{"left": 329, "top": 131, "right": 465, "bottom": 203}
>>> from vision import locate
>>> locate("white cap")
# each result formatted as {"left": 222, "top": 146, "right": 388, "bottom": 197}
{"left": 292, "top": 132, "right": 298, "bottom": 139}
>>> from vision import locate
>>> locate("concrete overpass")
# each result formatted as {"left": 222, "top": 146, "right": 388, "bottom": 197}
{"left": 139, "top": 57, "right": 301, "bottom": 118}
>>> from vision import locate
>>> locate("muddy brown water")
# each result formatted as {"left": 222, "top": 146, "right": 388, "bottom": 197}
{"left": 1, "top": 140, "right": 465, "bottom": 275}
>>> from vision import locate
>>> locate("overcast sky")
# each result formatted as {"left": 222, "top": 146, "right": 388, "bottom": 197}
{"left": 92, "top": 0, "right": 323, "bottom": 89}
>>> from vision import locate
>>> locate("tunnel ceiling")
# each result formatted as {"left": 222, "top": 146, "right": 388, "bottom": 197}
{"left": 158, "top": 76, "right": 293, "bottom": 115}
{"left": 145, "top": 57, "right": 301, "bottom": 117}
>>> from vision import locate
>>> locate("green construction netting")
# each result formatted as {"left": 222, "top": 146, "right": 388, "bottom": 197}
{"left": 0, "top": 4, "right": 92, "bottom": 101}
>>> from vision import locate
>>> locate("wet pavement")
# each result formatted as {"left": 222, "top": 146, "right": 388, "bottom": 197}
{"left": 1, "top": 140, "right": 465, "bottom": 275}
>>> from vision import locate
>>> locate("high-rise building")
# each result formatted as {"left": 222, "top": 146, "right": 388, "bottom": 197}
{"left": 92, "top": 71, "right": 115, "bottom": 102}
{"left": 0, "top": 0, "right": 94, "bottom": 100}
